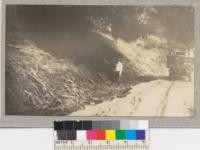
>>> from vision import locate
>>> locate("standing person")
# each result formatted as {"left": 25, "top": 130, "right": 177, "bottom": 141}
{"left": 114, "top": 59, "right": 123, "bottom": 82}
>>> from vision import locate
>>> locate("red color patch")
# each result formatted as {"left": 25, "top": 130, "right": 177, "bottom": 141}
{"left": 96, "top": 130, "right": 105, "bottom": 140}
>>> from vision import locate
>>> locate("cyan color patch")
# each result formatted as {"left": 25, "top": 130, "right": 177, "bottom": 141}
{"left": 125, "top": 130, "right": 136, "bottom": 140}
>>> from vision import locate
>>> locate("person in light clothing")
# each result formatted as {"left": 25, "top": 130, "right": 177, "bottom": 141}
{"left": 114, "top": 60, "right": 123, "bottom": 82}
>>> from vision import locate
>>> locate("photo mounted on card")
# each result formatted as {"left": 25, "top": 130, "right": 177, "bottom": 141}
{"left": 0, "top": 0, "right": 199, "bottom": 127}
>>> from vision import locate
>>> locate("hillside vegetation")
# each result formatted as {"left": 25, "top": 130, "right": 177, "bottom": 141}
{"left": 6, "top": 31, "right": 139, "bottom": 115}
{"left": 5, "top": 6, "right": 194, "bottom": 115}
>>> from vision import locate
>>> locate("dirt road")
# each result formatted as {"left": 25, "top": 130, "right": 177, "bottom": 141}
{"left": 69, "top": 79, "right": 194, "bottom": 117}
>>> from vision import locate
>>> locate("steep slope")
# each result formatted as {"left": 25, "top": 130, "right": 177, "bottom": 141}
{"left": 97, "top": 31, "right": 169, "bottom": 77}
{"left": 6, "top": 31, "right": 138, "bottom": 115}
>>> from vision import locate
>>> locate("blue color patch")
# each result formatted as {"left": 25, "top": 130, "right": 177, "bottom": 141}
{"left": 136, "top": 130, "right": 145, "bottom": 140}
{"left": 125, "top": 130, "right": 136, "bottom": 140}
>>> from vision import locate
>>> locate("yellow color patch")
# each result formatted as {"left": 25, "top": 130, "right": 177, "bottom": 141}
{"left": 105, "top": 130, "right": 116, "bottom": 140}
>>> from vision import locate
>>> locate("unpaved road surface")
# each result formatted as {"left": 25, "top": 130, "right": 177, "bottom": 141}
{"left": 70, "top": 80, "right": 194, "bottom": 117}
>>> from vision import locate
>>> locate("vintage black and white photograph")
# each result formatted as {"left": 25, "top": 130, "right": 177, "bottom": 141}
{"left": 5, "top": 5, "right": 194, "bottom": 116}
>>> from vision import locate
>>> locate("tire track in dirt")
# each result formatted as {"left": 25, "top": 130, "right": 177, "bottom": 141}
{"left": 69, "top": 80, "right": 163, "bottom": 116}
{"left": 154, "top": 81, "right": 175, "bottom": 116}
{"left": 129, "top": 80, "right": 163, "bottom": 111}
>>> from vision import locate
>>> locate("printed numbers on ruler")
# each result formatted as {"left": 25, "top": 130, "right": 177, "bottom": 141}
{"left": 55, "top": 140, "right": 149, "bottom": 150}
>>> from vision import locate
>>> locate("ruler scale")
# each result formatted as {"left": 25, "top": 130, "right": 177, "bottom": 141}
{"left": 55, "top": 141, "right": 149, "bottom": 150}
{"left": 54, "top": 120, "right": 149, "bottom": 150}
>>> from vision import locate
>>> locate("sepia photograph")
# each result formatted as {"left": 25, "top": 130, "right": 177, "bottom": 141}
{"left": 5, "top": 5, "right": 194, "bottom": 117}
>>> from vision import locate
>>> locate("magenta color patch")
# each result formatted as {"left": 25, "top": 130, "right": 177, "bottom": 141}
{"left": 87, "top": 130, "right": 97, "bottom": 140}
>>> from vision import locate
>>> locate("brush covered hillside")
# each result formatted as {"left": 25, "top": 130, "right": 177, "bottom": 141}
{"left": 6, "top": 30, "right": 139, "bottom": 115}
{"left": 6, "top": 6, "right": 194, "bottom": 116}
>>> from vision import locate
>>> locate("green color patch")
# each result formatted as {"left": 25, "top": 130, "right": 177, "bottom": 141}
{"left": 116, "top": 130, "right": 125, "bottom": 140}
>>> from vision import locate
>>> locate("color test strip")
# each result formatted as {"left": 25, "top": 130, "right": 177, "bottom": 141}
{"left": 54, "top": 120, "right": 148, "bottom": 141}
{"left": 54, "top": 120, "right": 148, "bottom": 130}
{"left": 56, "top": 130, "right": 145, "bottom": 140}
{"left": 54, "top": 121, "right": 149, "bottom": 150}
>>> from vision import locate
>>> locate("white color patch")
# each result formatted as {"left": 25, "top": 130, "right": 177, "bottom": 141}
{"left": 138, "top": 120, "right": 149, "bottom": 130}
{"left": 77, "top": 130, "right": 86, "bottom": 140}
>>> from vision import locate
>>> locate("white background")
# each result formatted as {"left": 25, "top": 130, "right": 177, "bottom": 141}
{"left": 0, "top": 129, "right": 200, "bottom": 150}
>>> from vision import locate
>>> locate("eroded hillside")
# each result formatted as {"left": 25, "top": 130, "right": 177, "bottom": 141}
{"left": 5, "top": 6, "right": 194, "bottom": 116}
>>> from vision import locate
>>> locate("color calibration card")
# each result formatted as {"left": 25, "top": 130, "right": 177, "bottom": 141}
{"left": 54, "top": 120, "right": 149, "bottom": 150}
